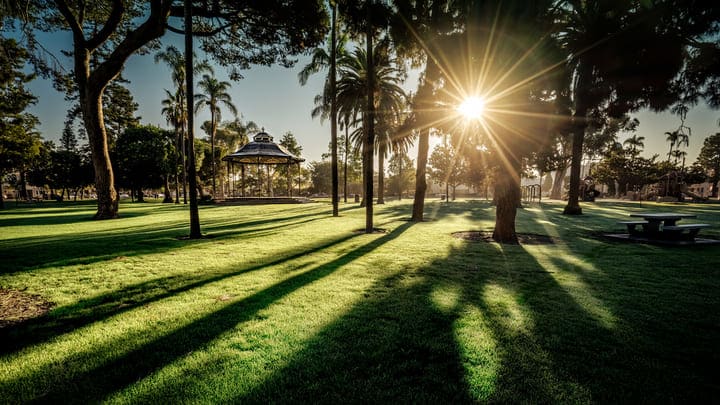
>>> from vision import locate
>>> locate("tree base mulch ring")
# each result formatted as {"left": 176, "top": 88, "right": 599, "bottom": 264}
{"left": 353, "top": 228, "right": 389, "bottom": 234}
{"left": 0, "top": 288, "right": 55, "bottom": 328}
{"left": 175, "top": 234, "right": 217, "bottom": 240}
{"left": 452, "top": 231, "right": 556, "bottom": 245}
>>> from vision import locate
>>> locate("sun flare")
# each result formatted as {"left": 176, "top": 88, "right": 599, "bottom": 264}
{"left": 458, "top": 96, "right": 486, "bottom": 120}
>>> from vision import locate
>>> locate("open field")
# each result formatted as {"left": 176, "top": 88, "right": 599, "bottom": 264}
{"left": 1, "top": 199, "right": 719, "bottom": 403}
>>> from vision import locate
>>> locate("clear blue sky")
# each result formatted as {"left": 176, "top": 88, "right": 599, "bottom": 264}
{"left": 24, "top": 30, "right": 720, "bottom": 165}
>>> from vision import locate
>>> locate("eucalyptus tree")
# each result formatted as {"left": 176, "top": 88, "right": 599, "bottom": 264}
{"left": 416, "top": 0, "right": 561, "bottom": 243}
{"left": 194, "top": 73, "right": 237, "bottom": 197}
{"left": 0, "top": 37, "right": 38, "bottom": 208}
{"left": 390, "top": 0, "right": 470, "bottom": 221}
{"left": 697, "top": 132, "right": 720, "bottom": 197}
{"left": 18, "top": 0, "right": 328, "bottom": 224}
{"left": 554, "top": 0, "right": 719, "bottom": 215}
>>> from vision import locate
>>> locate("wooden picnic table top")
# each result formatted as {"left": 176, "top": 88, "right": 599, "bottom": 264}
{"left": 629, "top": 213, "right": 696, "bottom": 221}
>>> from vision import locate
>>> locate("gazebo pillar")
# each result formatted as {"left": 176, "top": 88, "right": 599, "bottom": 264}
{"left": 241, "top": 165, "right": 245, "bottom": 197}
{"left": 227, "top": 161, "right": 232, "bottom": 197}
{"left": 287, "top": 158, "right": 292, "bottom": 197}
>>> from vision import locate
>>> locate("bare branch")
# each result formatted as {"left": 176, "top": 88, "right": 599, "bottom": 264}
{"left": 90, "top": 0, "right": 172, "bottom": 90}
{"left": 86, "top": 0, "right": 125, "bottom": 51}
{"left": 53, "top": 0, "right": 85, "bottom": 45}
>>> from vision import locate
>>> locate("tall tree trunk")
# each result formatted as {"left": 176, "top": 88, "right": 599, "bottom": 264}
{"left": 330, "top": 2, "right": 339, "bottom": 216}
{"left": 59, "top": 0, "right": 171, "bottom": 219}
{"left": 185, "top": 0, "right": 202, "bottom": 238}
{"left": 550, "top": 167, "right": 565, "bottom": 199}
{"left": 343, "top": 126, "right": 349, "bottom": 203}
{"left": 81, "top": 89, "right": 118, "bottom": 218}
{"left": 163, "top": 176, "right": 173, "bottom": 203}
{"left": 412, "top": 128, "right": 429, "bottom": 221}
{"left": 19, "top": 170, "right": 28, "bottom": 200}
{"left": 563, "top": 60, "right": 592, "bottom": 215}
{"left": 175, "top": 126, "right": 181, "bottom": 203}
{"left": 398, "top": 156, "right": 403, "bottom": 201}
{"left": 174, "top": 170, "right": 180, "bottom": 203}
{"left": 377, "top": 143, "right": 385, "bottom": 204}
{"left": 492, "top": 165, "right": 520, "bottom": 244}
{"left": 211, "top": 116, "right": 217, "bottom": 197}
{"left": 0, "top": 182, "right": 4, "bottom": 209}
{"left": 182, "top": 126, "right": 188, "bottom": 204}
{"left": 364, "top": 21, "right": 375, "bottom": 233}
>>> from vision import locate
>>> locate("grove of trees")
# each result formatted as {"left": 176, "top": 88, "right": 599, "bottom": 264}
{"left": 3, "top": 0, "right": 720, "bottom": 243}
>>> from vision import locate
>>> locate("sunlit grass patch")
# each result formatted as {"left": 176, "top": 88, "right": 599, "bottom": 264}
{"left": 1, "top": 199, "right": 719, "bottom": 402}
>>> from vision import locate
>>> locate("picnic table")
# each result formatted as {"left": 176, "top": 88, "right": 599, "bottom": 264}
{"left": 619, "top": 212, "right": 710, "bottom": 241}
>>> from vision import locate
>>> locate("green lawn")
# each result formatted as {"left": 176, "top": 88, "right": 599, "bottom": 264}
{"left": 1, "top": 199, "right": 719, "bottom": 403}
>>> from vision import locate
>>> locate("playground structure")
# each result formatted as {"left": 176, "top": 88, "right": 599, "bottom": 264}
{"left": 579, "top": 176, "right": 601, "bottom": 202}
{"left": 521, "top": 184, "right": 542, "bottom": 203}
{"left": 656, "top": 171, "right": 707, "bottom": 202}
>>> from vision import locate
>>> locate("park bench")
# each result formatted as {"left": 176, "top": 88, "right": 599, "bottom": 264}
{"left": 661, "top": 224, "right": 711, "bottom": 240}
{"left": 617, "top": 220, "right": 649, "bottom": 235}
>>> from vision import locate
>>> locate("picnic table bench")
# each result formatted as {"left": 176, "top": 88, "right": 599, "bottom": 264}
{"left": 618, "top": 212, "right": 711, "bottom": 241}
{"left": 662, "top": 224, "right": 711, "bottom": 240}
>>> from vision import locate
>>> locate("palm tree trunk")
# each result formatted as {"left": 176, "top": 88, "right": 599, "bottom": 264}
{"left": 398, "top": 156, "right": 403, "bottom": 201}
{"left": 411, "top": 128, "right": 429, "bottom": 221}
{"left": 377, "top": 142, "right": 386, "bottom": 204}
{"left": 343, "top": 126, "right": 349, "bottom": 203}
{"left": 364, "top": 20, "right": 375, "bottom": 233}
{"left": 182, "top": 126, "right": 188, "bottom": 204}
{"left": 330, "top": 2, "right": 339, "bottom": 216}
{"left": 175, "top": 125, "right": 181, "bottom": 203}
{"left": 211, "top": 117, "right": 217, "bottom": 197}
{"left": 185, "top": 0, "right": 202, "bottom": 238}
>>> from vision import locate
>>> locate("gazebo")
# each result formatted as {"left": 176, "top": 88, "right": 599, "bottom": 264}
{"left": 221, "top": 131, "right": 304, "bottom": 199}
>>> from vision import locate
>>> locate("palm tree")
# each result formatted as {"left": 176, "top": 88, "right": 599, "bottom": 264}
{"left": 298, "top": 9, "right": 349, "bottom": 215}
{"left": 155, "top": 46, "right": 212, "bottom": 204}
{"left": 623, "top": 134, "right": 645, "bottom": 156}
{"left": 194, "top": 74, "right": 238, "bottom": 197}
{"left": 338, "top": 0, "right": 395, "bottom": 233}
{"left": 671, "top": 149, "right": 687, "bottom": 166}
{"left": 161, "top": 88, "right": 183, "bottom": 203}
{"left": 336, "top": 42, "right": 407, "bottom": 206}
{"left": 665, "top": 130, "right": 679, "bottom": 161}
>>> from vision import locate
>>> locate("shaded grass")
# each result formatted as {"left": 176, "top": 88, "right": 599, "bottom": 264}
{"left": 0, "top": 199, "right": 719, "bottom": 403}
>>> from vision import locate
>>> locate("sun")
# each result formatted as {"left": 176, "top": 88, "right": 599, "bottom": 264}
{"left": 458, "top": 96, "right": 486, "bottom": 120}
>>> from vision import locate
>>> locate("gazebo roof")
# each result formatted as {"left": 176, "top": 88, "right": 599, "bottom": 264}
{"left": 222, "top": 131, "right": 304, "bottom": 165}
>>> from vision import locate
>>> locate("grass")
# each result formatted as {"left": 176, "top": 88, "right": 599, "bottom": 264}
{"left": 1, "top": 198, "right": 719, "bottom": 403}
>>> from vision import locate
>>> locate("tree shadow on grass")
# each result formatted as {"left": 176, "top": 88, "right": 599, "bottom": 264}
{"left": 0, "top": 231, "right": 361, "bottom": 356}
{"left": 237, "top": 239, "right": 718, "bottom": 402}
{"left": 7, "top": 223, "right": 413, "bottom": 403}
{"left": 0, "top": 207, "right": 333, "bottom": 274}
{"left": 544, "top": 233, "right": 720, "bottom": 401}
